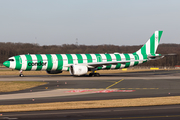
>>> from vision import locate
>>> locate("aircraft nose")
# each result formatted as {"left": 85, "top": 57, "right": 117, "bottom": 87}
{"left": 3, "top": 61, "right": 10, "bottom": 68}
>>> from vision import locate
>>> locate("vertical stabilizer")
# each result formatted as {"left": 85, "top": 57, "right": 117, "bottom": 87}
{"left": 134, "top": 31, "right": 163, "bottom": 56}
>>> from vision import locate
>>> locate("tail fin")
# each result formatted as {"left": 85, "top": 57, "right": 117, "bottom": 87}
{"left": 134, "top": 31, "right": 163, "bottom": 56}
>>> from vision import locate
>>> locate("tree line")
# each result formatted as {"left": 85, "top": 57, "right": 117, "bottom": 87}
{"left": 0, "top": 42, "right": 179, "bottom": 66}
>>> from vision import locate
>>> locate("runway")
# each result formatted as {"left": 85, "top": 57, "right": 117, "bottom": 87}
{"left": 0, "top": 70, "right": 180, "bottom": 105}
{"left": 1, "top": 105, "right": 180, "bottom": 120}
{"left": 0, "top": 70, "right": 180, "bottom": 119}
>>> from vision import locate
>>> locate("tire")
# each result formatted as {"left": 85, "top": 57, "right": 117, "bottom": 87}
{"left": 96, "top": 73, "right": 100, "bottom": 77}
{"left": 89, "top": 73, "right": 92, "bottom": 77}
{"left": 19, "top": 74, "right": 24, "bottom": 77}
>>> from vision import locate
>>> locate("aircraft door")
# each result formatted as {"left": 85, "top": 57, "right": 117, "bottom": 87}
{"left": 97, "top": 56, "right": 102, "bottom": 62}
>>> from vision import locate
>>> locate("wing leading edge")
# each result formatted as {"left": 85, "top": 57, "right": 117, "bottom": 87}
{"left": 64, "top": 59, "right": 146, "bottom": 68}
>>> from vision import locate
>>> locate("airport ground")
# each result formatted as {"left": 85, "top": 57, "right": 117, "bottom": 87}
{"left": 0, "top": 68, "right": 180, "bottom": 119}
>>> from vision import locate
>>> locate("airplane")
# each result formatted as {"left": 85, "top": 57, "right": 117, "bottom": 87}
{"left": 3, "top": 31, "right": 165, "bottom": 77}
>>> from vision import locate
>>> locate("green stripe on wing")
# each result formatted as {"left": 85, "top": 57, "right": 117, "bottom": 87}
{"left": 124, "top": 54, "right": 130, "bottom": 68}
{"left": 114, "top": 54, "right": 121, "bottom": 69}
{"left": 105, "top": 54, "right": 112, "bottom": 69}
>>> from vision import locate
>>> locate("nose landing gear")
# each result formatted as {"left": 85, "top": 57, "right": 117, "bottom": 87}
{"left": 19, "top": 70, "right": 24, "bottom": 77}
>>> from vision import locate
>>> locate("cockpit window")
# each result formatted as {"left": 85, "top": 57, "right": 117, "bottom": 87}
{"left": 8, "top": 59, "right": 14, "bottom": 61}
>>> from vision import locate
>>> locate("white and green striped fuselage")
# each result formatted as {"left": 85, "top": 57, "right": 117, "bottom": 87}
{"left": 6, "top": 53, "right": 146, "bottom": 71}
{"left": 3, "top": 31, "right": 164, "bottom": 76}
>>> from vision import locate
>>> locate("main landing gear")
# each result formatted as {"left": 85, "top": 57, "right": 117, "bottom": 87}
{"left": 19, "top": 70, "right": 24, "bottom": 77}
{"left": 89, "top": 72, "right": 100, "bottom": 77}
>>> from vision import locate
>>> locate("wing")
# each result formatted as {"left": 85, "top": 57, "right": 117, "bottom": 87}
{"left": 86, "top": 59, "right": 146, "bottom": 68}
{"left": 64, "top": 59, "right": 146, "bottom": 68}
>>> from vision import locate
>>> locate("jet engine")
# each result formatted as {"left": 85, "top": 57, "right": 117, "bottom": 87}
{"left": 46, "top": 70, "right": 62, "bottom": 74}
{"left": 69, "top": 65, "right": 88, "bottom": 76}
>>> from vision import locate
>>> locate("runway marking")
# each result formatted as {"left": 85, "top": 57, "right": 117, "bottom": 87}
{"left": 64, "top": 89, "right": 135, "bottom": 93}
{"left": 65, "top": 90, "right": 93, "bottom": 93}
{"left": 58, "top": 88, "right": 159, "bottom": 90}
{"left": 106, "top": 79, "right": 124, "bottom": 89}
{"left": 93, "top": 90, "right": 135, "bottom": 93}
{"left": 119, "top": 88, "right": 159, "bottom": 90}
{"left": 80, "top": 115, "right": 180, "bottom": 120}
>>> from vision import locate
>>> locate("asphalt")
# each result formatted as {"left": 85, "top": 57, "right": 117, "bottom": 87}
{"left": 0, "top": 69, "right": 180, "bottom": 120}
{"left": 0, "top": 70, "right": 180, "bottom": 105}
{"left": 1, "top": 105, "right": 180, "bottom": 120}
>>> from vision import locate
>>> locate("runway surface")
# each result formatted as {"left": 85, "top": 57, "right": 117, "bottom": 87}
{"left": 0, "top": 70, "right": 180, "bottom": 119}
{"left": 1, "top": 105, "right": 180, "bottom": 120}
{"left": 0, "top": 70, "right": 180, "bottom": 105}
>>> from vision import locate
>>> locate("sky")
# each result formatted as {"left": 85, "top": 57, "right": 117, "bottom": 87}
{"left": 0, "top": 0, "right": 180, "bottom": 46}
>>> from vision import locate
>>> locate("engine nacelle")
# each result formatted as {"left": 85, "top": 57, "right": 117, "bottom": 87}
{"left": 69, "top": 65, "right": 88, "bottom": 76}
{"left": 46, "top": 70, "right": 62, "bottom": 74}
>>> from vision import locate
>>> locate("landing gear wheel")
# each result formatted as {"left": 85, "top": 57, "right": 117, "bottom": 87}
{"left": 89, "top": 73, "right": 100, "bottom": 77}
{"left": 19, "top": 74, "right": 24, "bottom": 77}
{"left": 95, "top": 73, "right": 100, "bottom": 77}
{"left": 19, "top": 70, "right": 24, "bottom": 77}
{"left": 89, "top": 73, "right": 93, "bottom": 77}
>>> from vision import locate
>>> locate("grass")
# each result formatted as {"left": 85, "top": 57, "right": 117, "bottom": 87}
{"left": 0, "top": 81, "right": 47, "bottom": 92}
{"left": 0, "top": 96, "right": 180, "bottom": 112}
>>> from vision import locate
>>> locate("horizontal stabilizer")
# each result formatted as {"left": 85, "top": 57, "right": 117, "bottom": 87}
{"left": 147, "top": 53, "right": 176, "bottom": 60}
